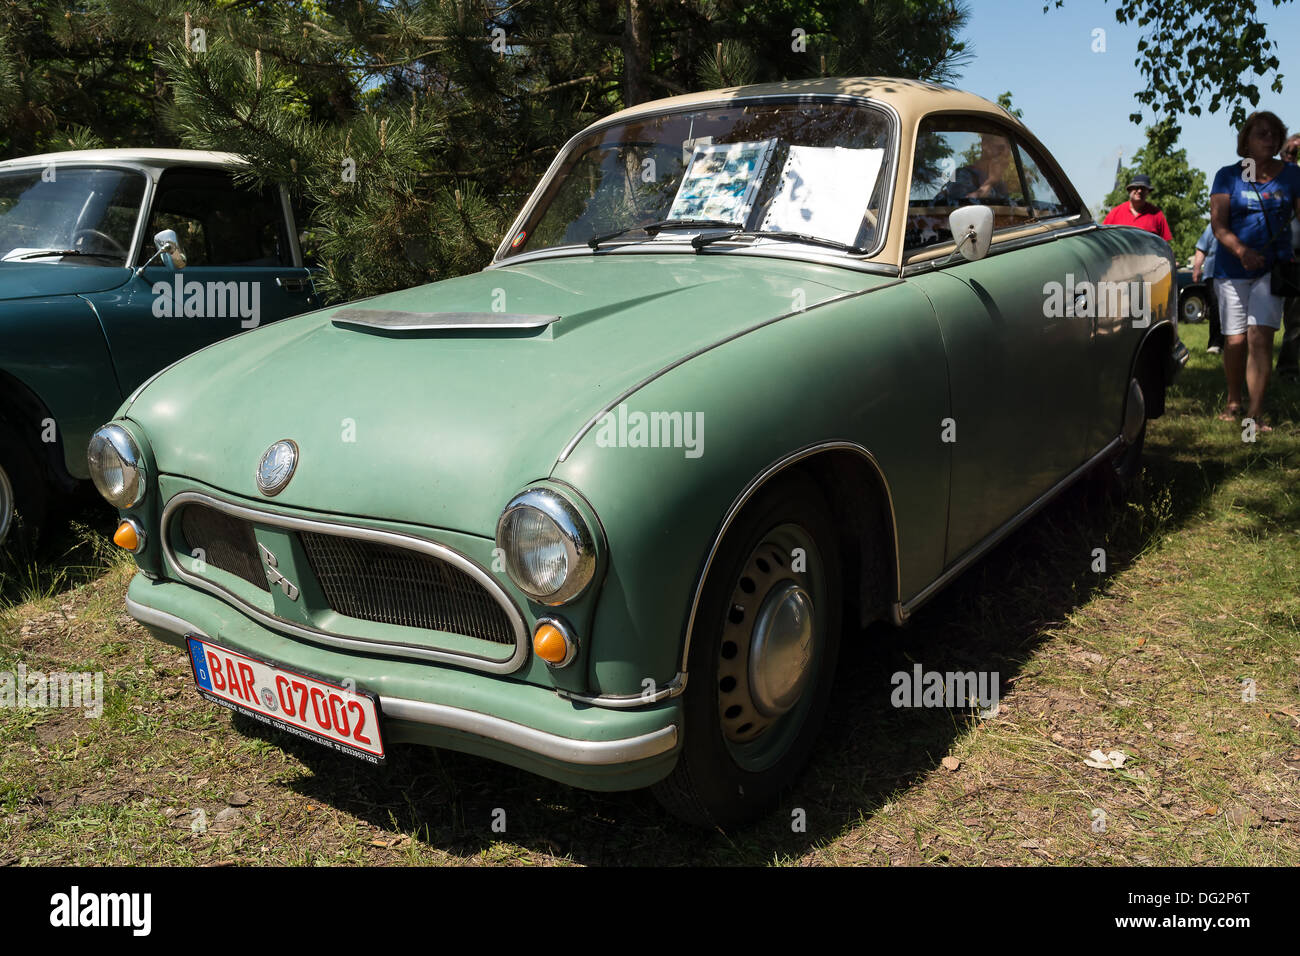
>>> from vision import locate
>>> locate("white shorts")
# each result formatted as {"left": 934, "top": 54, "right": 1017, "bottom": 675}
{"left": 1216, "top": 276, "right": 1283, "bottom": 335}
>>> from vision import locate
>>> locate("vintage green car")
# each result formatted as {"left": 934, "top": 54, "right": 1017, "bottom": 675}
{"left": 92, "top": 78, "right": 1180, "bottom": 827}
{"left": 0, "top": 148, "right": 318, "bottom": 547}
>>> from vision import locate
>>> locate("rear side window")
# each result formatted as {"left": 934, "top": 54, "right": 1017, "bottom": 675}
{"left": 907, "top": 117, "right": 1033, "bottom": 249}
{"left": 1014, "top": 140, "right": 1078, "bottom": 220}
{"left": 142, "top": 169, "right": 290, "bottom": 267}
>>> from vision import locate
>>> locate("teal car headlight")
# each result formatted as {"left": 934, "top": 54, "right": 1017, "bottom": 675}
{"left": 87, "top": 423, "right": 147, "bottom": 508}
{"left": 497, "top": 488, "right": 597, "bottom": 605}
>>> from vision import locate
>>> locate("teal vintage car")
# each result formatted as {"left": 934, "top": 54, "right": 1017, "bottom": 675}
{"left": 92, "top": 78, "right": 1180, "bottom": 827}
{"left": 0, "top": 149, "right": 318, "bottom": 547}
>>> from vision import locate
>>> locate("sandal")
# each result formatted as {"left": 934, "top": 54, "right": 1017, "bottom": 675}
{"left": 1217, "top": 404, "right": 1242, "bottom": 422}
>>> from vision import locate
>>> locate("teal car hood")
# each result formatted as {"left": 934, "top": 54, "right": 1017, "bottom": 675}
{"left": 126, "top": 253, "right": 884, "bottom": 533}
{"left": 0, "top": 261, "right": 130, "bottom": 298}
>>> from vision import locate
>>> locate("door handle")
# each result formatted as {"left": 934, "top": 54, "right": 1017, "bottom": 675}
{"left": 276, "top": 276, "right": 309, "bottom": 293}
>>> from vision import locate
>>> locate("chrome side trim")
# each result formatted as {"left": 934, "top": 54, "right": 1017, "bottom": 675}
{"left": 124, "top": 595, "right": 678, "bottom": 766}
{"left": 893, "top": 436, "right": 1122, "bottom": 623}
{"left": 556, "top": 281, "right": 904, "bottom": 463}
{"left": 556, "top": 672, "right": 689, "bottom": 708}
{"left": 900, "top": 217, "right": 1096, "bottom": 278}
{"left": 680, "top": 441, "right": 901, "bottom": 674}
{"left": 160, "top": 491, "right": 530, "bottom": 674}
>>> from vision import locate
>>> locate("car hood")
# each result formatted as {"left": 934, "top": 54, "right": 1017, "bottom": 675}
{"left": 126, "top": 253, "right": 884, "bottom": 533}
{"left": 0, "top": 261, "right": 130, "bottom": 298}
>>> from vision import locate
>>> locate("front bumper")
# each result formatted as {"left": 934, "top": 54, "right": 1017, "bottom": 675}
{"left": 127, "top": 574, "right": 681, "bottom": 791}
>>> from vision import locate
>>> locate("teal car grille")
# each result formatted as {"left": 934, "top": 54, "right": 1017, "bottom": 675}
{"left": 298, "top": 531, "right": 516, "bottom": 645}
{"left": 179, "top": 503, "right": 270, "bottom": 593}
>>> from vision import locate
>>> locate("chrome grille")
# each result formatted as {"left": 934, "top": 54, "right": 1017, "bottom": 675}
{"left": 178, "top": 504, "right": 269, "bottom": 592}
{"left": 299, "top": 531, "right": 515, "bottom": 645}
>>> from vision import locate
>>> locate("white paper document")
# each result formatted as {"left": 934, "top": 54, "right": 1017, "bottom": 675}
{"left": 760, "top": 146, "right": 884, "bottom": 246}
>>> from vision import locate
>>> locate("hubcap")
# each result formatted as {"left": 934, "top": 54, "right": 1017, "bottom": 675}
{"left": 748, "top": 583, "right": 815, "bottom": 717}
{"left": 1182, "top": 296, "right": 1204, "bottom": 323}
{"left": 0, "top": 465, "right": 13, "bottom": 545}
{"left": 716, "top": 523, "right": 824, "bottom": 771}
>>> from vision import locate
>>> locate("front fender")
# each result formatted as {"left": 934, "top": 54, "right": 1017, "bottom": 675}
{"left": 553, "top": 281, "right": 950, "bottom": 697}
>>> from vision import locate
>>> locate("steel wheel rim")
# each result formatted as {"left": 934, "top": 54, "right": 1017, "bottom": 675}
{"left": 0, "top": 464, "right": 13, "bottom": 545}
{"left": 716, "top": 522, "right": 826, "bottom": 773}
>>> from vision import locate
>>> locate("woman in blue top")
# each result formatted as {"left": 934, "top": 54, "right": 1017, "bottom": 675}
{"left": 1210, "top": 110, "right": 1300, "bottom": 430}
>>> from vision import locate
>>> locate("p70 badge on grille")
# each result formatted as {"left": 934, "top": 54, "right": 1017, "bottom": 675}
{"left": 258, "top": 543, "right": 300, "bottom": 600}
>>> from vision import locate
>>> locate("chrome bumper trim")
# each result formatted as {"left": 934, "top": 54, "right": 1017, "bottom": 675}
{"left": 125, "top": 595, "right": 679, "bottom": 766}
{"left": 556, "top": 672, "right": 689, "bottom": 708}
{"left": 159, "top": 491, "right": 529, "bottom": 674}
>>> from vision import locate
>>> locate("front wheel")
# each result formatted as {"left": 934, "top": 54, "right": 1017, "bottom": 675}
{"left": 653, "top": 473, "right": 842, "bottom": 828}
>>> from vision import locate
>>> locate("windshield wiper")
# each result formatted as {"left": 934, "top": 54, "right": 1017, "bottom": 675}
{"left": 690, "top": 230, "right": 867, "bottom": 254}
{"left": 588, "top": 218, "right": 743, "bottom": 250}
{"left": 14, "top": 249, "right": 108, "bottom": 260}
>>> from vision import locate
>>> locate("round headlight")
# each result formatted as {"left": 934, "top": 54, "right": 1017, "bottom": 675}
{"left": 87, "top": 424, "right": 146, "bottom": 508}
{"left": 496, "top": 488, "right": 597, "bottom": 605}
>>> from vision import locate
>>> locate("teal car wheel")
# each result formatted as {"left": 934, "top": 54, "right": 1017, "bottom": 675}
{"left": 0, "top": 422, "right": 46, "bottom": 550}
{"left": 654, "top": 473, "right": 842, "bottom": 827}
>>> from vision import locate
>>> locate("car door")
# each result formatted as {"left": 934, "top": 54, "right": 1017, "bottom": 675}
{"left": 903, "top": 117, "right": 1094, "bottom": 562}
{"left": 86, "top": 167, "right": 316, "bottom": 395}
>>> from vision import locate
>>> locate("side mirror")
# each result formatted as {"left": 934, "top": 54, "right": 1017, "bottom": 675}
{"left": 948, "top": 206, "right": 993, "bottom": 261}
{"left": 153, "top": 229, "right": 187, "bottom": 270}
{"left": 133, "top": 229, "right": 187, "bottom": 277}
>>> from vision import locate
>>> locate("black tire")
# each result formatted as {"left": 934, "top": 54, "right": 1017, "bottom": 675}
{"left": 0, "top": 421, "right": 48, "bottom": 551}
{"left": 653, "top": 472, "right": 842, "bottom": 828}
{"left": 1180, "top": 289, "right": 1206, "bottom": 324}
{"left": 1092, "top": 378, "right": 1147, "bottom": 497}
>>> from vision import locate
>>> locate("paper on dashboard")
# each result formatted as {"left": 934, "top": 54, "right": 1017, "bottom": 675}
{"left": 760, "top": 145, "right": 884, "bottom": 246}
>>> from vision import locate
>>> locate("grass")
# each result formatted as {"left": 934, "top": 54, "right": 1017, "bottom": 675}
{"left": 0, "top": 320, "right": 1296, "bottom": 865}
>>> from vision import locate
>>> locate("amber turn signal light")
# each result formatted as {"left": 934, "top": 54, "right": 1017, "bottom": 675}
{"left": 532, "top": 619, "right": 576, "bottom": 667}
{"left": 113, "top": 519, "right": 142, "bottom": 552}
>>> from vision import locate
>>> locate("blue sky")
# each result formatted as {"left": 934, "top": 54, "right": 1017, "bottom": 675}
{"left": 955, "top": 0, "right": 1300, "bottom": 220}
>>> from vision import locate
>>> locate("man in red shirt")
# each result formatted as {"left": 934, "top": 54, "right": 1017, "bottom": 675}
{"left": 1102, "top": 174, "right": 1173, "bottom": 241}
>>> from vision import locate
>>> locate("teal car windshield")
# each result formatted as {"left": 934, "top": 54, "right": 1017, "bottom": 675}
{"left": 0, "top": 166, "right": 147, "bottom": 266}
{"left": 502, "top": 99, "right": 895, "bottom": 259}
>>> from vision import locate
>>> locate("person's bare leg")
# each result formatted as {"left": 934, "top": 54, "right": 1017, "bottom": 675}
{"left": 1222, "top": 333, "right": 1247, "bottom": 418}
{"left": 1245, "top": 325, "right": 1276, "bottom": 426}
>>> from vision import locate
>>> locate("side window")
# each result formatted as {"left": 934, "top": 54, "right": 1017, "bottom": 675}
{"left": 907, "top": 118, "right": 1031, "bottom": 250}
{"left": 1014, "top": 141, "right": 1079, "bottom": 219}
{"left": 141, "top": 169, "right": 291, "bottom": 267}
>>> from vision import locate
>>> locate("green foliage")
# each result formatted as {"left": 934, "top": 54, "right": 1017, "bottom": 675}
{"left": 1046, "top": 0, "right": 1290, "bottom": 128}
{"left": 2, "top": 0, "right": 973, "bottom": 300}
{"left": 1102, "top": 120, "right": 1208, "bottom": 262}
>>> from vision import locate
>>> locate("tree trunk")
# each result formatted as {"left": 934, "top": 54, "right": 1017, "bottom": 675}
{"left": 623, "top": 0, "right": 652, "bottom": 106}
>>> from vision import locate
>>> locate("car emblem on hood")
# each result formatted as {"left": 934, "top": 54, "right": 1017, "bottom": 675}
{"left": 256, "top": 439, "right": 298, "bottom": 496}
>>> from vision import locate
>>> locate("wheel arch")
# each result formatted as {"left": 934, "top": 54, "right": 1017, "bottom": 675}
{"left": 1127, "top": 320, "right": 1175, "bottom": 421}
{"left": 678, "top": 441, "right": 901, "bottom": 675}
{"left": 0, "top": 367, "right": 76, "bottom": 492}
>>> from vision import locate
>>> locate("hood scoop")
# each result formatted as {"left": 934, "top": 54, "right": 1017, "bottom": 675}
{"left": 332, "top": 308, "right": 561, "bottom": 334}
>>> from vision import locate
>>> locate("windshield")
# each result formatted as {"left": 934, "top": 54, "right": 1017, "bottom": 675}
{"left": 0, "top": 166, "right": 147, "bottom": 265}
{"left": 500, "top": 99, "right": 894, "bottom": 260}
